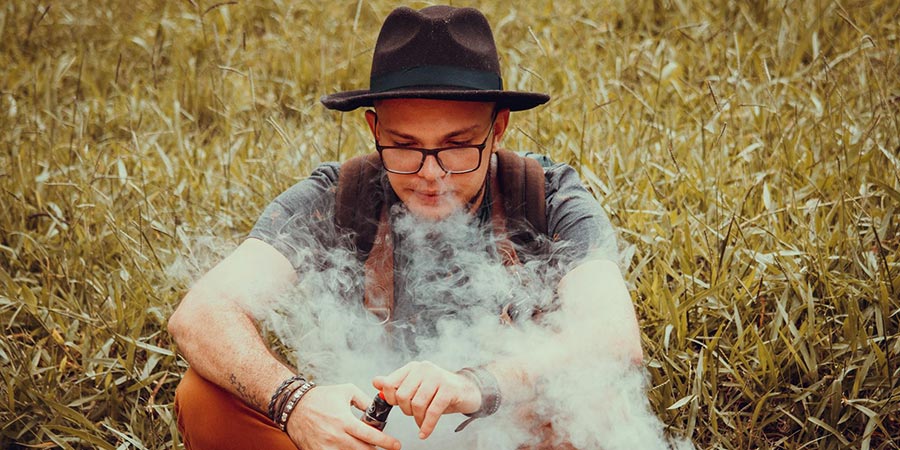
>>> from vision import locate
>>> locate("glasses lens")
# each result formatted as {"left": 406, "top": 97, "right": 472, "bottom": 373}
{"left": 381, "top": 148, "right": 423, "bottom": 173}
{"left": 436, "top": 147, "right": 481, "bottom": 172}
{"left": 381, "top": 147, "right": 482, "bottom": 173}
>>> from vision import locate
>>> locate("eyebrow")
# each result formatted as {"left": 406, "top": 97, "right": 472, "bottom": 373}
{"left": 382, "top": 123, "right": 483, "bottom": 142}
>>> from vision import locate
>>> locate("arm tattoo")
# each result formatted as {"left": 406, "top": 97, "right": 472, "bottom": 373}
{"left": 230, "top": 373, "right": 263, "bottom": 410}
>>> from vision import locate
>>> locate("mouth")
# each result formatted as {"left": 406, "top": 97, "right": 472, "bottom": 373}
{"left": 411, "top": 189, "right": 450, "bottom": 205}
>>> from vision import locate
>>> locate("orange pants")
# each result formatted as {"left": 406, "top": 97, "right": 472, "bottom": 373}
{"left": 175, "top": 368, "right": 574, "bottom": 450}
{"left": 175, "top": 368, "right": 296, "bottom": 450}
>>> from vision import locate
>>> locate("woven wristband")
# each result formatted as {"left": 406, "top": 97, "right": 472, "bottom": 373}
{"left": 454, "top": 366, "right": 502, "bottom": 432}
{"left": 268, "top": 375, "right": 306, "bottom": 422}
{"left": 278, "top": 381, "right": 316, "bottom": 432}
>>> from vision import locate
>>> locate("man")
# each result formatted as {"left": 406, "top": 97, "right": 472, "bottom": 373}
{"left": 169, "top": 5, "right": 642, "bottom": 450}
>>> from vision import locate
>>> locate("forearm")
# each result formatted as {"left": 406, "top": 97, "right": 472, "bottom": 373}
{"left": 169, "top": 238, "right": 301, "bottom": 413}
{"left": 169, "top": 291, "right": 293, "bottom": 413}
{"left": 485, "top": 259, "right": 643, "bottom": 406}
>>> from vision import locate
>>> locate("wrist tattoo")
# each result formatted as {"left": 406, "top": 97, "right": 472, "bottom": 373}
{"left": 230, "top": 373, "right": 262, "bottom": 410}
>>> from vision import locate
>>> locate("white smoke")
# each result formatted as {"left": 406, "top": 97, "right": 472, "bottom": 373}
{"left": 256, "top": 205, "right": 694, "bottom": 450}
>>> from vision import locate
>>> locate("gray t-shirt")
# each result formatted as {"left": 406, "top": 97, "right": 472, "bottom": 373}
{"left": 249, "top": 161, "right": 618, "bottom": 265}
{"left": 249, "top": 160, "right": 618, "bottom": 351}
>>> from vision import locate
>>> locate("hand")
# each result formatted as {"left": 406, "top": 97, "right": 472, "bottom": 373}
{"left": 372, "top": 361, "right": 481, "bottom": 439}
{"left": 286, "top": 383, "right": 402, "bottom": 450}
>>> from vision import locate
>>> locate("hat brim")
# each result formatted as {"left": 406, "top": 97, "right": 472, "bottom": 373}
{"left": 321, "top": 87, "right": 550, "bottom": 112}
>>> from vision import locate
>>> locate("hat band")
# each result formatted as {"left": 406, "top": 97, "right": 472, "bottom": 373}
{"left": 370, "top": 65, "right": 503, "bottom": 93}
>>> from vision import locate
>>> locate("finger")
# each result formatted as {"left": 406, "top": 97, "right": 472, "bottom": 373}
{"left": 374, "top": 364, "right": 414, "bottom": 405}
{"left": 379, "top": 362, "right": 416, "bottom": 387}
{"left": 395, "top": 371, "right": 424, "bottom": 417}
{"left": 410, "top": 378, "right": 438, "bottom": 428}
{"left": 349, "top": 385, "right": 373, "bottom": 412}
{"left": 347, "top": 420, "right": 402, "bottom": 450}
{"left": 340, "top": 433, "right": 380, "bottom": 450}
{"left": 419, "top": 389, "right": 451, "bottom": 440}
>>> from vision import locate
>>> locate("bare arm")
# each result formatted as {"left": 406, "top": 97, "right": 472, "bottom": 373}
{"left": 168, "top": 238, "right": 298, "bottom": 411}
{"left": 168, "top": 238, "right": 402, "bottom": 450}
{"left": 488, "top": 259, "right": 644, "bottom": 402}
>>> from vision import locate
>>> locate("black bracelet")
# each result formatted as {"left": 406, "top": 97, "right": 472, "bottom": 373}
{"left": 268, "top": 375, "right": 306, "bottom": 422}
{"left": 277, "top": 381, "right": 316, "bottom": 431}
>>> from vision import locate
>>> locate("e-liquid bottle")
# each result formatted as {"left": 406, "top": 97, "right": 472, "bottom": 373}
{"left": 361, "top": 391, "right": 393, "bottom": 431}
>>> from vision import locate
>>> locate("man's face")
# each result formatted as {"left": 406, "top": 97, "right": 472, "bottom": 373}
{"left": 366, "top": 99, "right": 510, "bottom": 220}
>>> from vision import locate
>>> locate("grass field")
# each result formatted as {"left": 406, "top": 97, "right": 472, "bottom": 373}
{"left": 1, "top": 0, "right": 899, "bottom": 448}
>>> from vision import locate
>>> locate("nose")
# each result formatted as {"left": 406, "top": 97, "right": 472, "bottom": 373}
{"left": 418, "top": 154, "right": 446, "bottom": 179}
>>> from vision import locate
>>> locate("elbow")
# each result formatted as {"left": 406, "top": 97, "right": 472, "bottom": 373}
{"left": 168, "top": 285, "right": 253, "bottom": 347}
{"left": 630, "top": 346, "right": 644, "bottom": 367}
{"left": 626, "top": 326, "right": 644, "bottom": 367}
{"left": 167, "top": 297, "right": 192, "bottom": 345}
{"left": 610, "top": 337, "right": 644, "bottom": 367}
{"left": 168, "top": 289, "right": 209, "bottom": 346}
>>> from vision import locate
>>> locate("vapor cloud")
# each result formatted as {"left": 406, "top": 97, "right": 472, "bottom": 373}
{"left": 251, "top": 205, "right": 693, "bottom": 449}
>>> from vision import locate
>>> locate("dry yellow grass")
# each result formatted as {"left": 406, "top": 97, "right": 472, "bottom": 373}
{"left": 1, "top": 1, "right": 898, "bottom": 448}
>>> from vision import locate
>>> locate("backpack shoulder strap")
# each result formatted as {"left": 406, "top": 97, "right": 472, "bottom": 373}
{"left": 336, "top": 153, "right": 385, "bottom": 256}
{"left": 337, "top": 151, "right": 548, "bottom": 252}
{"left": 495, "top": 149, "right": 548, "bottom": 237}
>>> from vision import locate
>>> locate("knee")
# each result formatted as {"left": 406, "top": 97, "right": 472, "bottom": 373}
{"left": 174, "top": 368, "right": 241, "bottom": 448}
{"left": 174, "top": 368, "right": 293, "bottom": 450}
{"left": 175, "top": 368, "right": 224, "bottom": 423}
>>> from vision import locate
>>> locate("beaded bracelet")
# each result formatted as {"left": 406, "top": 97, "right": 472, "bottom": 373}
{"left": 277, "top": 380, "right": 316, "bottom": 431}
{"left": 268, "top": 375, "right": 307, "bottom": 422}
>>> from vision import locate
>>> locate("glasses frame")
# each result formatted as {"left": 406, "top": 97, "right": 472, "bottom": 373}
{"left": 373, "top": 110, "right": 498, "bottom": 175}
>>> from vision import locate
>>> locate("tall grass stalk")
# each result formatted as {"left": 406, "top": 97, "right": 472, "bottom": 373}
{"left": 1, "top": 1, "right": 898, "bottom": 448}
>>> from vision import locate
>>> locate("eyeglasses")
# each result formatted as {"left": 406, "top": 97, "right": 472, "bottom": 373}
{"left": 374, "top": 111, "right": 497, "bottom": 175}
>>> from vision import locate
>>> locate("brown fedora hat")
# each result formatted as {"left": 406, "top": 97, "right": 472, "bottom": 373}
{"left": 320, "top": 5, "right": 550, "bottom": 112}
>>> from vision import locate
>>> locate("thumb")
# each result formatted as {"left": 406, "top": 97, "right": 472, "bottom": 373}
{"left": 350, "top": 385, "right": 373, "bottom": 412}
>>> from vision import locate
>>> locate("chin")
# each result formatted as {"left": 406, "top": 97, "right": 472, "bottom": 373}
{"left": 406, "top": 201, "right": 461, "bottom": 221}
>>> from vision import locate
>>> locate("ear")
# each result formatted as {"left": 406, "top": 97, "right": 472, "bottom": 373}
{"left": 365, "top": 110, "right": 378, "bottom": 139}
{"left": 491, "top": 108, "right": 511, "bottom": 149}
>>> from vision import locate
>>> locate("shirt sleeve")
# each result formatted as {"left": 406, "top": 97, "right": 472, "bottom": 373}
{"left": 544, "top": 163, "right": 619, "bottom": 264}
{"left": 248, "top": 163, "right": 341, "bottom": 269}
